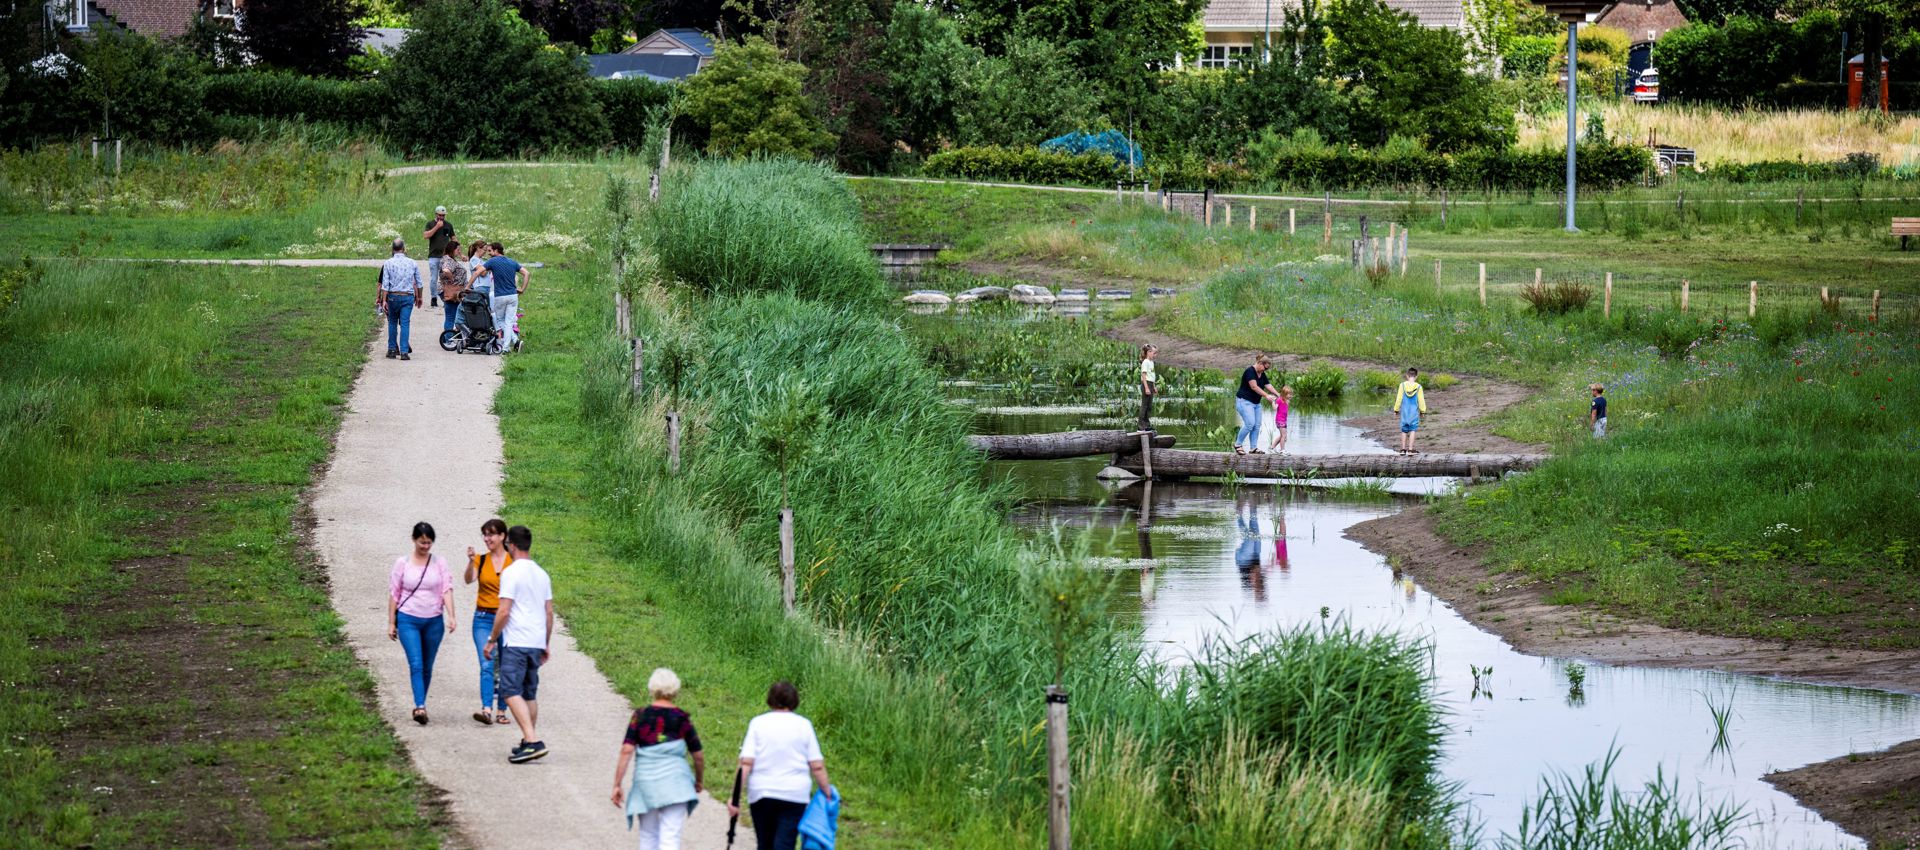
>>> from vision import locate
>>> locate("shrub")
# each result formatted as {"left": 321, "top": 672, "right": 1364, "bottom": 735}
{"left": 1519, "top": 280, "right": 1594, "bottom": 315}
{"left": 1429, "top": 372, "right": 1458, "bottom": 390}
{"left": 202, "top": 71, "right": 385, "bottom": 129}
{"left": 953, "top": 35, "right": 1100, "bottom": 148}
{"left": 385, "top": 0, "right": 610, "bottom": 157}
{"left": 1287, "top": 361, "right": 1348, "bottom": 397}
{"left": 1360, "top": 369, "right": 1400, "bottom": 392}
{"left": 649, "top": 159, "right": 887, "bottom": 304}
{"left": 591, "top": 77, "right": 674, "bottom": 149}
{"left": 1503, "top": 34, "right": 1560, "bottom": 78}
{"left": 680, "top": 36, "right": 833, "bottom": 159}
{"left": 923, "top": 145, "right": 1120, "bottom": 185}
{"left": 67, "top": 27, "right": 210, "bottom": 145}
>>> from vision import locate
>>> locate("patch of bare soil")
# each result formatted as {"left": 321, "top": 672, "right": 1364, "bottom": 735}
{"left": 1766, "top": 739, "right": 1920, "bottom": 849}
{"left": 1102, "top": 314, "right": 1546, "bottom": 455}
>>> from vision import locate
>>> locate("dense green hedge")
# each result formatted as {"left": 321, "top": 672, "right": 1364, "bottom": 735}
{"left": 202, "top": 71, "right": 387, "bottom": 129}
{"left": 590, "top": 78, "right": 675, "bottom": 149}
{"left": 1689, "top": 154, "right": 1892, "bottom": 183}
{"left": 922, "top": 145, "right": 1123, "bottom": 185}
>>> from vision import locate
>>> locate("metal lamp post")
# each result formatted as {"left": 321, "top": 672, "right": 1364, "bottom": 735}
{"left": 1532, "top": 2, "right": 1614, "bottom": 232}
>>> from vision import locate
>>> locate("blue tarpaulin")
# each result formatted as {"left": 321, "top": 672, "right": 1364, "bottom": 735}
{"left": 1040, "top": 130, "right": 1144, "bottom": 169}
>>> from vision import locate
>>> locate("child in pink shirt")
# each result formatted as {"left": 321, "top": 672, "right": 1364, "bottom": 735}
{"left": 1267, "top": 385, "right": 1293, "bottom": 454}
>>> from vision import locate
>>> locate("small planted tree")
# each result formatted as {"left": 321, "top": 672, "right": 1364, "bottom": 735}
{"left": 746, "top": 374, "right": 825, "bottom": 614}
{"left": 1025, "top": 540, "right": 1114, "bottom": 850}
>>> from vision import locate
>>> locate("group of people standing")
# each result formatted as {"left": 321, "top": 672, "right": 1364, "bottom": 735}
{"left": 376, "top": 206, "right": 530, "bottom": 359}
{"left": 384, "top": 521, "right": 837, "bottom": 850}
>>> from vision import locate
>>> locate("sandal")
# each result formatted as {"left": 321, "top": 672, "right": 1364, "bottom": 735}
{"left": 474, "top": 709, "right": 494, "bottom": 726}
{"left": 496, "top": 712, "right": 512, "bottom": 725}
{"left": 413, "top": 708, "right": 429, "bottom": 725}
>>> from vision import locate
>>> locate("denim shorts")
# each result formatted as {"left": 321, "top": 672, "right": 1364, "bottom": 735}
{"left": 497, "top": 646, "right": 543, "bottom": 701}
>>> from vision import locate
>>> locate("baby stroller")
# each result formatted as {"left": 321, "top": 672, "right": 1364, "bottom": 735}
{"left": 440, "top": 288, "right": 504, "bottom": 355}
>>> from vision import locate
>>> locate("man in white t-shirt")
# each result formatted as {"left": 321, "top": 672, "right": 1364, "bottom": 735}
{"left": 482, "top": 525, "right": 554, "bottom": 763}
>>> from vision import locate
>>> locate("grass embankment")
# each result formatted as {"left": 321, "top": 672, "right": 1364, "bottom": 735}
{"left": 1164, "top": 244, "right": 1920, "bottom": 647}
{"left": 505, "top": 158, "right": 1462, "bottom": 849}
{"left": 1, "top": 261, "right": 447, "bottom": 848}
{"left": 2, "top": 138, "right": 619, "bottom": 260}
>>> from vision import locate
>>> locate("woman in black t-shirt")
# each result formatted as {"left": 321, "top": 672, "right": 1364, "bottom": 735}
{"left": 1234, "top": 354, "right": 1280, "bottom": 454}
{"left": 611, "top": 668, "right": 706, "bottom": 849}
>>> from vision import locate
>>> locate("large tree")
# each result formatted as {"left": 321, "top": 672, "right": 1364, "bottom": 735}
{"left": 880, "top": 0, "right": 972, "bottom": 152}
{"left": 242, "top": 0, "right": 366, "bottom": 77}
{"left": 509, "top": 0, "right": 628, "bottom": 46}
{"left": 1326, "top": 0, "right": 1512, "bottom": 151}
{"left": 680, "top": 36, "right": 833, "bottom": 157}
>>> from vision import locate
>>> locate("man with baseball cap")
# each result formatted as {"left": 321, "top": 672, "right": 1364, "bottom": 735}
{"left": 423, "top": 205, "right": 455, "bottom": 306}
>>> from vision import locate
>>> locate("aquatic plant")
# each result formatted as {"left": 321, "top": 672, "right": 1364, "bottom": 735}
{"left": 1499, "top": 747, "right": 1749, "bottom": 850}
{"left": 1361, "top": 370, "right": 1401, "bottom": 392}
{"left": 1330, "top": 479, "right": 1395, "bottom": 501}
{"left": 1702, "top": 689, "right": 1736, "bottom": 752}
{"left": 1470, "top": 664, "right": 1494, "bottom": 700}
{"left": 1287, "top": 362, "right": 1348, "bottom": 398}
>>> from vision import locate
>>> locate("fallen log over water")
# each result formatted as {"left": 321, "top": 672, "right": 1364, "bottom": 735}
{"left": 1114, "top": 449, "right": 1546, "bottom": 479}
{"left": 968, "top": 430, "right": 1176, "bottom": 460}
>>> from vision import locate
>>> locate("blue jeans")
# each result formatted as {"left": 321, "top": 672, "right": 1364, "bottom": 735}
{"left": 385, "top": 294, "right": 414, "bottom": 353}
{"left": 443, "top": 298, "right": 460, "bottom": 331}
{"left": 395, "top": 611, "right": 445, "bottom": 708}
{"left": 1234, "top": 397, "right": 1262, "bottom": 449}
{"left": 470, "top": 610, "right": 506, "bottom": 711}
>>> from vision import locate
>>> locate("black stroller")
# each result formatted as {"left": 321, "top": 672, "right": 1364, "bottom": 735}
{"left": 439, "top": 288, "right": 504, "bottom": 355}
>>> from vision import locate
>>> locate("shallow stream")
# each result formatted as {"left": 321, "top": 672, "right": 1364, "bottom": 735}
{"left": 958, "top": 364, "right": 1920, "bottom": 847}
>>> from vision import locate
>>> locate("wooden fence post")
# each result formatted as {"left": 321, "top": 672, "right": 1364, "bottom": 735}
{"left": 1399, "top": 230, "right": 1409, "bottom": 277}
{"left": 1249, "top": 206, "right": 1257, "bottom": 232}
{"left": 1440, "top": 188, "right": 1449, "bottom": 227}
{"left": 1872, "top": 289, "right": 1881, "bottom": 321}
{"left": 1161, "top": 190, "right": 1169, "bottom": 213}
{"left": 1323, "top": 212, "right": 1332, "bottom": 245}
{"left": 1534, "top": 268, "right": 1543, "bottom": 288}
{"left": 641, "top": 337, "right": 656, "bottom": 397}
{"left": 1046, "top": 685, "right": 1072, "bottom": 850}
{"left": 1350, "top": 239, "right": 1362, "bottom": 269}
{"left": 666, "top": 412, "right": 682, "bottom": 476}
{"left": 1203, "top": 189, "right": 1214, "bottom": 228}
{"left": 1821, "top": 286, "right": 1830, "bottom": 308}
{"left": 1749, "top": 281, "right": 1757, "bottom": 317}
{"left": 1604, "top": 273, "right": 1613, "bottom": 318}
{"left": 1288, "top": 207, "right": 1296, "bottom": 235}
{"left": 1681, "top": 280, "right": 1690, "bottom": 312}
{"left": 780, "top": 507, "right": 795, "bottom": 615}
{"left": 1478, "top": 263, "right": 1487, "bottom": 307}
{"left": 1224, "top": 203, "right": 1233, "bottom": 227}
{"left": 1435, "top": 258, "right": 1443, "bottom": 291}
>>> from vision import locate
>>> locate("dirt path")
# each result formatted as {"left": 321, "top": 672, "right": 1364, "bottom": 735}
{"left": 1103, "top": 315, "right": 1545, "bottom": 455}
{"left": 308, "top": 292, "right": 731, "bottom": 847}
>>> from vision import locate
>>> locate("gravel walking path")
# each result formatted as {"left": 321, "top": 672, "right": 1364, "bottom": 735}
{"left": 309, "top": 294, "right": 732, "bottom": 848}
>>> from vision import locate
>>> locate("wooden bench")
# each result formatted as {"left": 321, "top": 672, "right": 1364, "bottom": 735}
{"left": 1896, "top": 217, "right": 1920, "bottom": 250}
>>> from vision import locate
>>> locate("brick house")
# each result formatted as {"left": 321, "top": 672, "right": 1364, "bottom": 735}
{"left": 47, "top": 0, "right": 238, "bottom": 39}
{"left": 1198, "top": 0, "right": 1463, "bottom": 67}
{"left": 1592, "top": 0, "right": 1690, "bottom": 74}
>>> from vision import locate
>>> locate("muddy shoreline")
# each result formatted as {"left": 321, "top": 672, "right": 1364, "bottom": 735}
{"left": 1103, "top": 312, "right": 1920, "bottom": 843}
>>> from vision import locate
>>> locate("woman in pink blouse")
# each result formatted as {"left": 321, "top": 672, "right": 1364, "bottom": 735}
{"left": 387, "top": 521, "right": 457, "bottom": 724}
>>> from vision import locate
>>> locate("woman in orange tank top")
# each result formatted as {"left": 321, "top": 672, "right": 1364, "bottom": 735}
{"left": 465, "top": 518, "right": 516, "bottom": 725}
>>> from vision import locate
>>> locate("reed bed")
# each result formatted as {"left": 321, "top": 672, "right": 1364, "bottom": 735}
{"left": 602, "top": 161, "right": 1458, "bottom": 847}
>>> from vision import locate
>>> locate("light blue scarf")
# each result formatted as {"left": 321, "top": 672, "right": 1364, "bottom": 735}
{"left": 623, "top": 738, "right": 699, "bottom": 828}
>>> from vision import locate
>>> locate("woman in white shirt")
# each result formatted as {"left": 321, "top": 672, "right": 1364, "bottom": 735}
{"left": 727, "top": 681, "right": 831, "bottom": 850}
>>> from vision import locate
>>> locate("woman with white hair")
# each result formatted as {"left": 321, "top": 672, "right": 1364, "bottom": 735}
{"left": 611, "top": 668, "right": 705, "bottom": 850}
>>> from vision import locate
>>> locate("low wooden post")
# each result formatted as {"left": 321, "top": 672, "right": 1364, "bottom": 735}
{"left": 1369, "top": 237, "right": 1379, "bottom": 271}
{"left": 1468, "top": 464, "right": 1480, "bottom": 485}
{"left": 666, "top": 412, "right": 682, "bottom": 476}
{"left": 614, "top": 290, "right": 630, "bottom": 337}
{"left": 1534, "top": 268, "right": 1543, "bottom": 287}
{"left": 641, "top": 337, "right": 656, "bottom": 397}
{"left": 1821, "top": 286, "right": 1830, "bottom": 308}
{"left": 1224, "top": 203, "right": 1233, "bottom": 227}
{"left": 1434, "top": 258, "right": 1443, "bottom": 291}
{"left": 1440, "top": 189, "right": 1450, "bottom": 227}
{"left": 780, "top": 507, "right": 796, "bottom": 615}
{"left": 647, "top": 172, "right": 660, "bottom": 203}
{"left": 1872, "top": 289, "right": 1881, "bottom": 321}
{"left": 1046, "top": 685, "right": 1071, "bottom": 850}
{"left": 1604, "top": 273, "right": 1613, "bottom": 318}
{"left": 1140, "top": 432, "right": 1154, "bottom": 480}
{"left": 1478, "top": 263, "right": 1487, "bottom": 307}
{"left": 1323, "top": 212, "right": 1332, "bottom": 245}
{"left": 1399, "top": 230, "right": 1409, "bottom": 277}
{"left": 1350, "top": 239, "right": 1362, "bottom": 269}
{"left": 1203, "top": 189, "right": 1214, "bottom": 228}
{"left": 1388, "top": 221, "right": 1398, "bottom": 249}
{"left": 1749, "top": 281, "right": 1757, "bottom": 317}
{"left": 1681, "top": 279, "right": 1690, "bottom": 312}
{"left": 1249, "top": 206, "right": 1257, "bottom": 232}
{"left": 1288, "top": 207, "right": 1296, "bottom": 235}
{"left": 1161, "top": 190, "right": 1169, "bottom": 213}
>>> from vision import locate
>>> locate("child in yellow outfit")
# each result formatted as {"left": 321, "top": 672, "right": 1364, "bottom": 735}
{"left": 1391, "top": 368, "right": 1427, "bottom": 455}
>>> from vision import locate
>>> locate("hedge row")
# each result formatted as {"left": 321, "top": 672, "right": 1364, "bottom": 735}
{"left": 922, "top": 145, "right": 1122, "bottom": 185}
{"left": 1689, "top": 154, "right": 1892, "bottom": 184}
{"left": 186, "top": 71, "right": 674, "bottom": 149}
{"left": 926, "top": 142, "right": 1652, "bottom": 192}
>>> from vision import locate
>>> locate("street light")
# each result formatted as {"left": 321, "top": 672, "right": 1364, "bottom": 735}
{"left": 1532, "top": 2, "right": 1613, "bottom": 232}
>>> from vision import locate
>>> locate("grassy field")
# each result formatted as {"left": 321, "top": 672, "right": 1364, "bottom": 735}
{"left": 1516, "top": 102, "right": 1920, "bottom": 166}
{"left": 1, "top": 260, "right": 448, "bottom": 849}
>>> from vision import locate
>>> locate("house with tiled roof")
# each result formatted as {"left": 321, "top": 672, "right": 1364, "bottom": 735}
{"left": 618, "top": 28, "right": 715, "bottom": 71}
{"left": 47, "top": 0, "right": 237, "bottom": 40}
{"left": 1594, "top": 0, "right": 1689, "bottom": 74}
{"left": 1198, "top": 0, "right": 1462, "bottom": 67}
